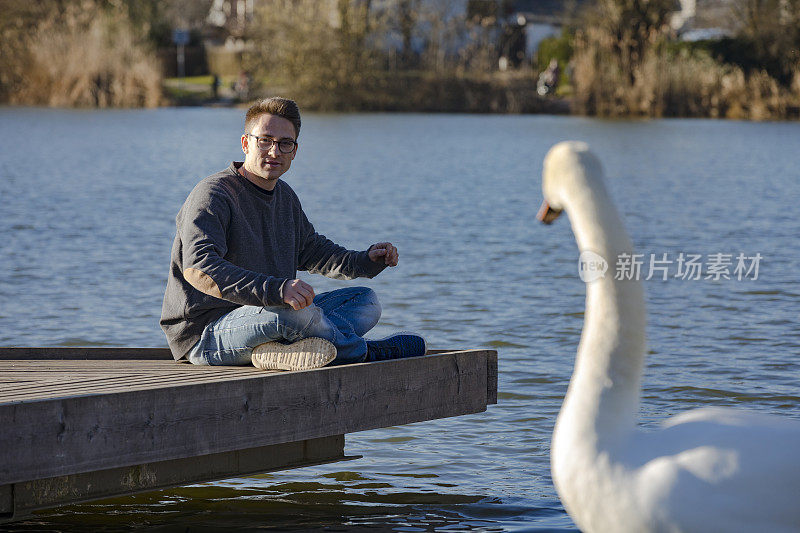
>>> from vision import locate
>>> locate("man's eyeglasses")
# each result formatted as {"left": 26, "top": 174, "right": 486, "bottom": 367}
{"left": 246, "top": 134, "right": 297, "bottom": 154}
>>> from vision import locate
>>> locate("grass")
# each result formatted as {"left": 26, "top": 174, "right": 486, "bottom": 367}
{"left": 164, "top": 75, "right": 222, "bottom": 86}
{"left": 162, "top": 75, "right": 239, "bottom": 105}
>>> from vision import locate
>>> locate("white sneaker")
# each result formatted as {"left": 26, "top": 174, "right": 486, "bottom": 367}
{"left": 251, "top": 337, "right": 336, "bottom": 371}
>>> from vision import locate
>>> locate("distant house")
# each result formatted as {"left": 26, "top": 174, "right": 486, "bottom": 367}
{"left": 204, "top": 0, "right": 260, "bottom": 75}
{"left": 466, "top": 0, "right": 589, "bottom": 68}
{"left": 207, "top": 0, "right": 257, "bottom": 36}
{"left": 671, "top": 0, "right": 736, "bottom": 40}
{"left": 509, "top": 0, "right": 588, "bottom": 61}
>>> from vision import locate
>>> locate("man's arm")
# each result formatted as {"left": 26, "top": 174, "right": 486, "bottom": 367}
{"left": 298, "top": 230, "right": 388, "bottom": 279}
{"left": 180, "top": 186, "right": 287, "bottom": 307}
{"left": 295, "top": 201, "right": 389, "bottom": 280}
{"left": 284, "top": 241, "right": 397, "bottom": 311}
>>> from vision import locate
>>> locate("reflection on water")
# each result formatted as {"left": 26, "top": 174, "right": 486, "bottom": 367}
{"left": 1, "top": 109, "right": 799, "bottom": 531}
{"left": 9, "top": 483, "right": 562, "bottom": 532}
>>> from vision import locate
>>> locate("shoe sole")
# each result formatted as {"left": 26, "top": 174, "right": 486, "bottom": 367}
{"left": 367, "top": 331, "right": 427, "bottom": 355}
{"left": 251, "top": 337, "right": 336, "bottom": 371}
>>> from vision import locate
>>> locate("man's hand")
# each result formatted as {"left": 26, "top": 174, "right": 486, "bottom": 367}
{"left": 283, "top": 279, "right": 315, "bottom": 310}
{"left": 369, "top": 242, "right": 399, "bottom": 267}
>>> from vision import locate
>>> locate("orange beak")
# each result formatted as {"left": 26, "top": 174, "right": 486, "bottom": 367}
{"left": 537, "top": 200, "right": 563, "bottom": 225}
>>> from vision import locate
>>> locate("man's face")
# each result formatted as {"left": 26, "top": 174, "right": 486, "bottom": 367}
{"left": 241, "top": 114, "right": 298, "bottom": 186}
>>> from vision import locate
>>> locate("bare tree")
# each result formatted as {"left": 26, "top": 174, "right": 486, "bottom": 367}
{"left": 732, "top": 0, "right": 800, "bottom": 83}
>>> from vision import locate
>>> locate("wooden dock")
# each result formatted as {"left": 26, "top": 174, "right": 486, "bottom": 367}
{"left": 0, "top": 347, "right": 497, "bottom": 522}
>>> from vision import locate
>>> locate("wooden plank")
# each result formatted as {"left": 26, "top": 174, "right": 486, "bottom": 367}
{"left": 0, "top": 373, "right": 266, "bottom": 401}
{"left": 0, "top": 350, "right": 495, "bottom": 486}
{"left": 0, "top": 348, "right": 466, "bottom": 361}
{"left": 1, "top": 435, "right": 356, "bottom": 521}
{"left": 0, "top": 350, "right": 493, "bottom": 402}
{"left": 0, "top": 347, "right": 173, "bottom": 360}
{"left": 0, "top": 347, "right": 458, "bottom": 361}
{"left": 487, "top": 350, "right": 498, "bottom": 405}
{"left": 0, "top": 362, "right": 267, "bottom": 402}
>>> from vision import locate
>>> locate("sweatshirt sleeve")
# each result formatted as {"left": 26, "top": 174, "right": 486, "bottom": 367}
{"left": 179, "top": 184, "right": 287, "bottom": 307}
{"left": 297, "top": 212, "right": 386, "bottom": 280}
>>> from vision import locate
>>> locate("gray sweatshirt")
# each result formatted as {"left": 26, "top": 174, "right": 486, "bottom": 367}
{"left": 160, "top": 162, "right": 385, "bottom": 360}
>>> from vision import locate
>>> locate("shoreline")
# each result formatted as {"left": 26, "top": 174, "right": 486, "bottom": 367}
{"left": 4, "top": 98, "right": 800, "bottom": 122}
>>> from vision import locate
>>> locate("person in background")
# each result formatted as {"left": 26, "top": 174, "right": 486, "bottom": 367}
{"left": 234, "top": 70, "right": 250, "bottom": 101}
{"left": 211, "top": 74, "right": 220, "bottom": 100}
{"left": 537, "top": 58, "right": 560, "bottom": 96}
{"left": 160, "top": 97, "right": 426, "bottom": 371}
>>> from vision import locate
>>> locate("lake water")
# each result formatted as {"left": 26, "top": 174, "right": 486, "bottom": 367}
{"left": 1, "top": 108, "right": 799, "bottom": 532}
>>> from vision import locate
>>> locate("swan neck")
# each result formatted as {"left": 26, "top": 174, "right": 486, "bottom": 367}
{"left": 557, "top": 180, "right": 647, "bottom": 449}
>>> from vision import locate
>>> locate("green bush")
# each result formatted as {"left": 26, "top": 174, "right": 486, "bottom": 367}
{"left": 666, "top": 38, "right": 784, "bottom": 83}
{"left": 535, "top": 29, "right": 574, "bottom": 74}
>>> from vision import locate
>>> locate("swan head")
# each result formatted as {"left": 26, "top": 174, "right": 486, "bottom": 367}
{"left": 537, "top": 141, "right": 605, "bottom": 224}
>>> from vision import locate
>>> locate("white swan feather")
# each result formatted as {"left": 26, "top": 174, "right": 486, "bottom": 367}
{"left": 539, "top": 141, "right": 800, "bottom": 533}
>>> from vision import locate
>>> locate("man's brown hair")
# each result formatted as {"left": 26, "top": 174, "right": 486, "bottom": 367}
{"left": 244, "top": 97, "right": 301, "bottom": 138}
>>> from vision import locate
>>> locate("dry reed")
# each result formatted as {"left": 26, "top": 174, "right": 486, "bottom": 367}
{"left": 569, "top": 0, "right": 800, "bottom": 120}
{"left": 6, "top": 2, "right": 162, "bottom": 108}
{"left": 572, "top": 36, "right": 800, "bottom": 120}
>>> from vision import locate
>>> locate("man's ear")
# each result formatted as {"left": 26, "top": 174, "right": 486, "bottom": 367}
{"left": 241, "top": 134, "right": 248, "bottom": 154}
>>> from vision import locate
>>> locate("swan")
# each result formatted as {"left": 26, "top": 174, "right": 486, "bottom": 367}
{"left": 537, "top": 141, "right": 800, "bottom": 533}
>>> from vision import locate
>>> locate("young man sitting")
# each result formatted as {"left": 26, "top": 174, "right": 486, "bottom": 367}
{"left": 160, "top": 97, "right": 425, "bottom": 370}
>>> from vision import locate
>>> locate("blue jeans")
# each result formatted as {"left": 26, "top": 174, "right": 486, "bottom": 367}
{"left": 187, "top": 286, "right": 381, "bottom": 366}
